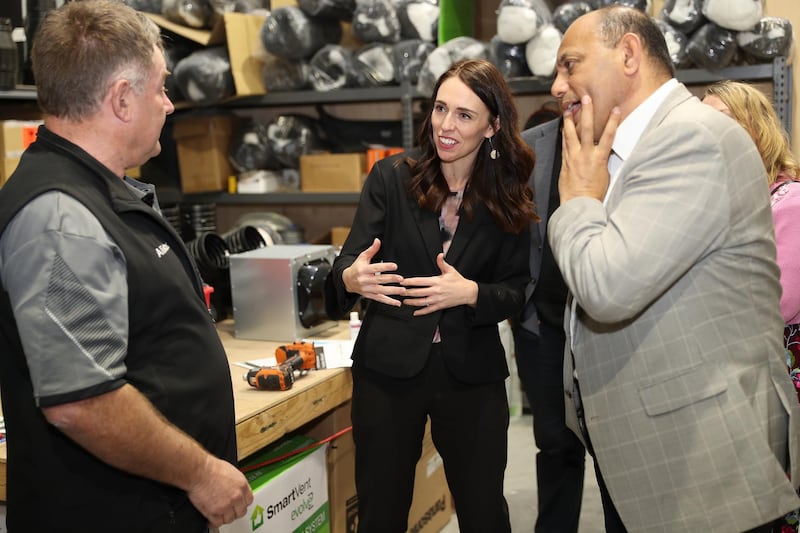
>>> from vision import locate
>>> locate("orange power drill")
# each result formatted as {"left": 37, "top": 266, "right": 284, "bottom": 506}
{"left": 245, "top": 342, "right": 319, "bottom": 391}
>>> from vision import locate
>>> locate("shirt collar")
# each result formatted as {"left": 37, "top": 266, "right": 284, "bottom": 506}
{"left": 612, "top": 78, "right": 679, "bottom": 161}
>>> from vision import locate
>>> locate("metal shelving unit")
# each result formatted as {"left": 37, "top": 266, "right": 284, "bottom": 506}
{"left": 3, "top": 58, "right": 791, "bottom": 205}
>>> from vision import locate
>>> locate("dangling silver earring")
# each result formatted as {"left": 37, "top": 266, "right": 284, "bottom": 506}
{"left": 489, "top": 137, "right": 499, "bottom": 160}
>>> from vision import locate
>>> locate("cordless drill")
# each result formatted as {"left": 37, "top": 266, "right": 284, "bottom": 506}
{"left": 245, "top": 342, "right": 319, "bottom": 391}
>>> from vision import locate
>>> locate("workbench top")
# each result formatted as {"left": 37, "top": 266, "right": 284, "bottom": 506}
{"left": 0, "top": 319, "right": 354, "bottom": 501}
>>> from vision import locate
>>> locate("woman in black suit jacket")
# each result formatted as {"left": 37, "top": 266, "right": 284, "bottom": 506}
{"left": 325, "top": 59, "right": 536, "bottom": 533}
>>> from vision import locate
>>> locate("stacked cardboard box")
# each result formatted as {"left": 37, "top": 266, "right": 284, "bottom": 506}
{"left": 0, "top": 120, "right": 42, "bottom": 186}
{"left": 219, "top": 435, "right": 329, "bottom": 533}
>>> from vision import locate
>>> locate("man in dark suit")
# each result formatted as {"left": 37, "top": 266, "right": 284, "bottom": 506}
{"left": 514, "top": 115, "right": 587, "bottom": 533}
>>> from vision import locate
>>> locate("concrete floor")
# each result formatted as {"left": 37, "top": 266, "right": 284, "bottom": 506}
{"left": 439, "top": 413, "right": 606, "bottom": 533}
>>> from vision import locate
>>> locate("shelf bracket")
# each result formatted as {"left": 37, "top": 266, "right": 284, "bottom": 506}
{"left": 773, "top": 56, "right": 793, "bottom": 141}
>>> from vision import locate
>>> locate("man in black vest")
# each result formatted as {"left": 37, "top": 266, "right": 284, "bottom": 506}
{"left": 0, "top": 1, "right": 252, "bottom": 530}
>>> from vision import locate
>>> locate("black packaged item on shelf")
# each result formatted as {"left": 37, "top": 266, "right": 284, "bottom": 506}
{"left": 397, "top": 0, "right": 439, "bottom": 42}
{"left": 161, "top": 0, "right": 215, "bottom": 29}
{"left": 552, "top": 1, "right": 592, "bottom": 34}
{"left": 317, "top": 105, "right": 405, "bottom": 153}
{"left": 685, "top": 22, "right": 737, "bottom": 70}
{"left": 262, "top": 56, "right": 312, "bottom": 91}
{"left": 266, "top": 114, "right": 329, "bottom": 169}
{"left": 489, "top": 36, "right": 532, "bottom": 79}
{"left": 656, "top": 19, "right": 691, "bottom": 68}
{"left": 308, "top": 44, "right": 357, "bottom": 91}
{"left": 0, "top": 18, "right": 18, "bottom": 91}
{"left": 297, "top": 0, "right": 356, "bottom": 20}
{"left": 701, "top": 0, "right": 762, "bottom": 32}
{"left": 660, "top": 0, "right": 705, "bottom": 35}
{"left": 737, "top": 17, "right": 793, "bottom": 61}
{"left": 209, "top": 0, "right": 266, "bottom": 13}
{"left": 590, "top": 0, "right": 648, "bottom": 10}
{"left": 164, "top": 40, "right": 196, "bottom": 103}
{"left": 229, "top": 121, "right": 282, "bottom": 172}
{"left": 353, "top": 43, "right": 396, "bottom": 87}
{"left": 123, "top": 0, "right": 162, "bottom": 13}
{"left": 352, "top": 0, "right": 402, "bottom": 44}
{"left": 22, "top": 0, "right": 56, "bottom": 85}
{"left": 524, "top": 24, "right": 561, "bottom": 77}
{"left": 260, "top": 6, "right": 342, "bottom": 61}
{"left": 173, "top": 46, "right": 235, "bottom": 105}
{"left": 393, "top": 39, "right": 435, "bottom": 85}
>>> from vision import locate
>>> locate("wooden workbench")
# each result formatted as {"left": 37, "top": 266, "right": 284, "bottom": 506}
{"left": 0, "top": 319, "right": 354, "bottom": 501}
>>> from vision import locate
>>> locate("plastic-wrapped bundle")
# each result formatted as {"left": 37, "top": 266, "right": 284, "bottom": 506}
{"left": 489, "top": 35, "right": 532, "bottom": 79}
{"left": 352, "top": 0, "right": 402, "bottom": 44}
{"left": 416, "top": 36, "right": 489, "bottom": 95}
{"left": 173, "top": 46, "right": 235, "bottom": 105}
{"left": 685, "top": 22, "right": 736, "bottom": 69}
{"left": 660, "top": 0, "right": 705, "bottom": 35}
{"left": 210, "top": 0, "right": 268, "bottom": 13}
{"left": 162, "top": 0, "right": 214, "bottom": 28}
{"left": 309, "top": 44, "right": 357, "bottom": 91}
{"left": 164, "top": 42, "right": 195, "bottom": 103}
{"left": 297, "top": 0, "right": 355, "bottom": 20}
{"left": 123, "top": 0, "right": 162, "bottom": 13}
{"left": 589, "top": 0, "right": 649, "bottom": 10}
{"left": 702, "top": 0, "right": 762, "bottom": 32}
{"left": 262, "top": 56, "right": 311, "bottom": 91}
{"left": 656, "top": 20, "right": 691, "bottom": 68}
{"left": 266, "top": 114, "right": 329, "bottom": 169}
{"left": 393, "top": 39, "right": 435, "bottom": 84}
{"left": 737, "top": 17, "right": 793, "bottom": 60}
{"left": 525, "top": 24, "right": 561, "bottom": 77}
{"left": 397, "top": 0, "right": 439, "bottom": 42}
{"left": 353, "top": 43, "right": 396, "bottom": 87}
{"left": 496, "top": 0, "right": 551, "bottom": 45}
{"left": 260, "top": 6, "right": 342, "bottom": 61}
{"left": 552, "top": 1, "right": 592, "bottom": 34}
{"left": 229, "top": 121, "right": 281, "bottom": 172}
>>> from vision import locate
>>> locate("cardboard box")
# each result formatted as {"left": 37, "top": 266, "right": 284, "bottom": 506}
{"left": 0, "top": 157, "right": 19, "bottom": 187}
{"left": 173, "top": 114, "right": 238, "bottom": 193}
{"left": 305, "top": 402, "right": 453, "bottom": 533}
{"left": 0, "top": 120, "right": 42, "bottom": 186}
{"left": 330, "top": 227, "right": 350, "bottom": 247}
{"left": 220, "top": 435, "right": 330, "bottom": 533}
{"left": 300, "top": 153, "right": 366, "bottom": 193}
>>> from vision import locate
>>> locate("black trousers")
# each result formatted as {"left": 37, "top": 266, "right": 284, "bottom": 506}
{"left": 351, "top": 343, "right": 511, "bottom": 533}
{"left": 514, "top": 325, "right": 586, "bottom": 533}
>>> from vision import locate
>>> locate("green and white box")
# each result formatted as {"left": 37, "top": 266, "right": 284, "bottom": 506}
{"left": 220, "top": 435, "right": 330, "bottom": 533}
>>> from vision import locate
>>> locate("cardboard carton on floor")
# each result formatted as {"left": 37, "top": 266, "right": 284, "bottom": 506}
{"left": 305, "top": 402, "right": 452, "bottom": 533}
{"left": 219, "top": 434, "right": 330, "bottom": 533}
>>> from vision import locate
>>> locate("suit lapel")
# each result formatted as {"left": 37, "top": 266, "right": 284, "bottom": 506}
{"left": 443, "top": 204, "right": 488, "bottom": 266}
{"left": 410, "top": 193, "right": 442, "bottom": 266}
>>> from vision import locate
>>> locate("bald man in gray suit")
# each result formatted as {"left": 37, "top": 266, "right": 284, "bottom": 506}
{"left": 548, "top": 6, "right": 800, "bottom": 532}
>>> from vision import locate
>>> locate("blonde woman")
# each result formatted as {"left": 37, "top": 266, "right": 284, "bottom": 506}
{"left": 704, "top": 80, "right": 800, "bottom": 532}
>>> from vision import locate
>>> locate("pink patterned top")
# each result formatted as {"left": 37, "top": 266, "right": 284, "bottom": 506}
{"left": 770, "top": 173, "right": 800, "bottom": 325}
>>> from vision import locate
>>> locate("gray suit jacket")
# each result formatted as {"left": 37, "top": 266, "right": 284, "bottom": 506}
{"left": 519, "top": 117, "right": 561, "bottom": 335}
{"left": 549, "top": 83, "right": 800, "bottom": 532}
